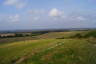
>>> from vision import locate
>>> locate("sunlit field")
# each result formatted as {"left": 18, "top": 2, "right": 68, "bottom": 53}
{"left": 0, "top": 30, "right": 96, "bottom": 64}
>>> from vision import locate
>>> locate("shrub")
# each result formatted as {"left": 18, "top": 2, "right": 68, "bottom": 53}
{"left": 71, "top": 33, "right": 82, "bottom": 38}
{"left": 84, "top": 31, "right": 96, "bottom": 38}
{"left": 56, "top": 37, "right": 65, "bottom": 39}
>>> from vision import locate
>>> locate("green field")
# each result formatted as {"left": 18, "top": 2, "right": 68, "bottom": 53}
{"left": 0, "top": 30, "right": 96, "bottom": 64}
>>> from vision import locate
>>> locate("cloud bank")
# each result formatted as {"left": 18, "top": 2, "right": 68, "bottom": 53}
{"left": 3, "top": 0, "right": 26, "bottom": 9}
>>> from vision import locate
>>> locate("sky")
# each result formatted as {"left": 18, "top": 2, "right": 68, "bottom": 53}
{"left": 0, "top": 0, "right": 96, "bottom": 30}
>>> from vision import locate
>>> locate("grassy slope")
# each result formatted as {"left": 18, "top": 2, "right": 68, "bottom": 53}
{"left": 0, "top": 39, "right": 96, "bottom": 64}
{"left": 21, "top": 39, "right": 96, "bottom": 64}
{"left": 0, "top": 30, "right": 96, "bottom": 64}
{"left": 38, "top": 31, "right": 88, "bottom": 39}
{"left": 0, "top": 39, "right": 59, "bottom": 64}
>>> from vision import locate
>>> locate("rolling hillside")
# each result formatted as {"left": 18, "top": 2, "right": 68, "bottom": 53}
{"left": 0, "top": 39, "right": 96, "bottom": 64}
{"left": 0, "top": 30, "right": 96, "bottom": 64}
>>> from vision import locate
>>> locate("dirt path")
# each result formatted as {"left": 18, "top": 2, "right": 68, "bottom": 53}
{"left": 13, "top": 42, "right": 65, "bottom": 64}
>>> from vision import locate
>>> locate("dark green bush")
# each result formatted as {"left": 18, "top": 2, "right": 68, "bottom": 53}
{"left": 71, "top": 33, "right": 83, "bottom": 38}
{"left": 56, "top": 37, "right": 65, "bottom": 39}
{"left": 84, "top": 31, "right": 96, "bottom": 38}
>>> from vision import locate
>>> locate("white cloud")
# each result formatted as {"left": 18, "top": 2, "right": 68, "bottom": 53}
{"left": 3, "top": 0, "right": 25, "bottom": 9}
{"left": 4, "top": 0, "right": 18, "bottom": 5}
{"left": 49, "top": 8, "right": 63, "bottom": 17}
{"left": 33, "top": 16, "right": 40, "bottom": 21}
{"left": 16, "top": 3, "right": 25, "bottom": 9}
{"left": 9, "top": 14, "right": 20, "bottom": 22}
{"left": 28, "top": 9, "right": 45, "bottom": 14}
{"left": 76, "top": 16, "right": 86, "bottom": 21}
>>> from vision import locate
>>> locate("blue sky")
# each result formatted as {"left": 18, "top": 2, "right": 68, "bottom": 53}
{"left": 0, "top": 0, "right": 96, "bottom": 30}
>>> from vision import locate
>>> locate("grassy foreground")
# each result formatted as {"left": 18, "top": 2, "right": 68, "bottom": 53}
{"left": 0, "top": 38, "right": 96, "bottom": 64}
